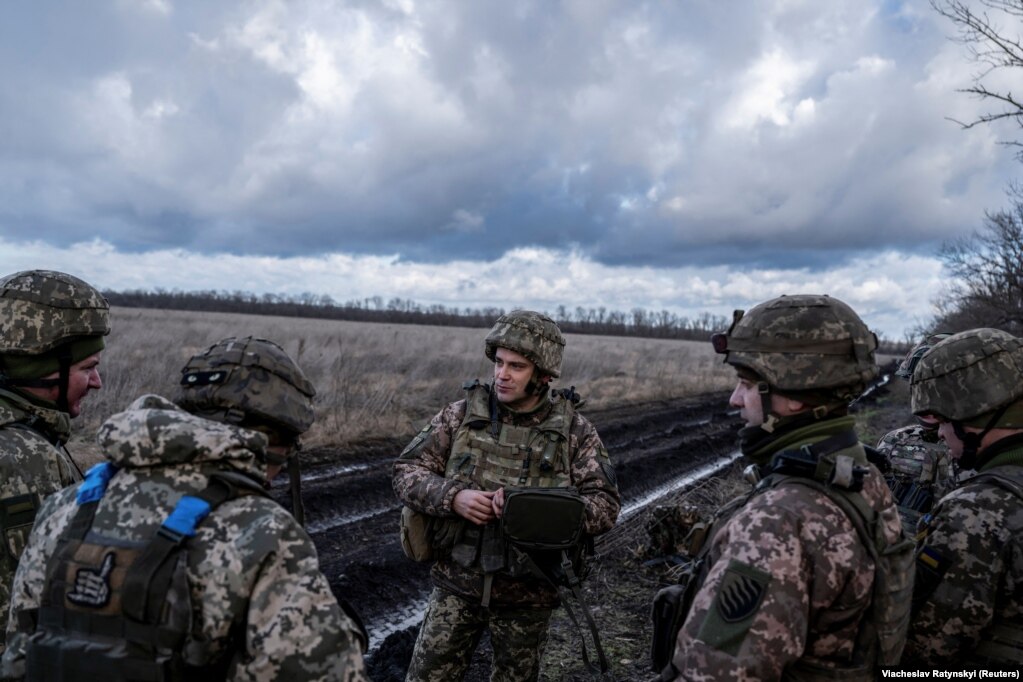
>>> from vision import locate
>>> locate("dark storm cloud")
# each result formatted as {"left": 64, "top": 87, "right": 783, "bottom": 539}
{"left": 0, "top": 0, "right": 1013, "bottom": 268}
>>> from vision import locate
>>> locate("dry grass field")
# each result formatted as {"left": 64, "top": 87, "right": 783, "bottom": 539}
{"left": 71, "top": 307, "right": 735, "bottom": 458}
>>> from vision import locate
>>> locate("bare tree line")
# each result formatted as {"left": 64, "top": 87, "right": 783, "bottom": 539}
{"left": 103, "top": 288, "right": 734, "bottom": 342}
{"left": 924, "top": 1, "right": 1023, "bottom": 338}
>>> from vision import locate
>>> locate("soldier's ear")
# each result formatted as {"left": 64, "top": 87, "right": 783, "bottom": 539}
{"left": 774, "top": 395, "right": 806, "bottom": 416}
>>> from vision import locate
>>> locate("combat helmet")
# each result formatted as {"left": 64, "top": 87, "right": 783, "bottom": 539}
{"left": 712, "top": 294, "right": 879, "bottom": 401}
{"left": 911, "top": 328, "right": 1023, "bottom": 468}
{"left": 0, "top": 270, "right": 110, "bottom": 412}
{"left": 895, "top": 332, "right": 953, "bottom": 380}
{"left": 485, "top": 310, "right": 565, "bottom": 377}
{"left": 176, "top": 336, "right": 316, "bottom": 444}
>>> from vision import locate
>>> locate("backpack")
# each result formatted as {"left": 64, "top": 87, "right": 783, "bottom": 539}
{"left": 20, "top": 462, "right": 267, "bottom": 681}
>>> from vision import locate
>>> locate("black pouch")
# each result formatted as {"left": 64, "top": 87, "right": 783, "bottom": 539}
{"left": 649, "top": 559, "right": 702, "bottom": 676}
{"left": 500, "top": 487, "right": 585, "bottom": 551}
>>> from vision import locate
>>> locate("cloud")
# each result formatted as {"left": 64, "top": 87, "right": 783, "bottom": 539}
{"left": 0, "top": 0, "right": 1015, "bottom": 270}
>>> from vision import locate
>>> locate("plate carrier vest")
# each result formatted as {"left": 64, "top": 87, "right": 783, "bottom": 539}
{"left": 19, "top": 462, "right": 267, "bottom": 682}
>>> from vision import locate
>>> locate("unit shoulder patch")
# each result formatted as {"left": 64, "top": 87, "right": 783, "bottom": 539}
{"left": 696, "top": 559, "right": 772, "bottom": 656}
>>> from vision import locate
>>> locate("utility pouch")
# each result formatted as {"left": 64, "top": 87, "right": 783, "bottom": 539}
{"left": 500, "top": 487, "right": 585, "bottom": 551}
{"left": 399, "top": 506, "right": 436, "bottom": 562}
{"left": 1, "top": 493, "right": 40, "bottom": 560}
{"left": 399, "top": 506, "right": 463, "bottom": 562}
{"left": 649, "top": 559, "right": 702, "bottom": 676}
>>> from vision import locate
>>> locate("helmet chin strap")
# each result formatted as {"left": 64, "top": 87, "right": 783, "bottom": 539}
{"left": 56, "top": 346, "right": 73, "bottom": 413}
{"left": 953, "top": 403, "right": 1011, "bottom": 470}
{"left": 756, "top": 381, "right": 781, "bottom": 434}
{"left": 525, "top": 370, "right": 551, "bottom": 397}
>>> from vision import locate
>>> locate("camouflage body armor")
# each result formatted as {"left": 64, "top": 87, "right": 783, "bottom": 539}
{"left": 961, "top": 466, "right": 1023, "bottom": 665}
{"left": 876, "top": 425, "right": 952, "bottom": 535}
{"left": 21, "top": 462, "right": 266, "bottom": 681}
{"left": 651, "top": 431, "right": 914, "bottom": 680}
{"left": 447, "top": 382, "right": 576, "bottom": 599}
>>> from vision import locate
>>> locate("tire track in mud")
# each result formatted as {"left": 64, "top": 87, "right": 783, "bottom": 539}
{"left": 272, "top": 391, "right": 741, "bottom": 668}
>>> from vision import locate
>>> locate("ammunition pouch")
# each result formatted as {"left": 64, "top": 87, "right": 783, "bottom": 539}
{"left": 398, "top": 506, "right": 462, "bottom": 563}
{"left": 649, "top": 558, "right": 704, "bottom": 678}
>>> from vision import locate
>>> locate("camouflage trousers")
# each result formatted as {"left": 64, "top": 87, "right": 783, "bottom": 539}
{"left": 406, "top": 587, "right": 552, "bottom": 682}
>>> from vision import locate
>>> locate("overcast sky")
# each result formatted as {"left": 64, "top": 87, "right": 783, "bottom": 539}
{"left": 1, "top": 0, "right": 1019, "bottom": 339}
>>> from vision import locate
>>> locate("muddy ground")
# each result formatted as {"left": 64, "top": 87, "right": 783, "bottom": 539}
{"left": 275, "top": 367, "right": 911, "bottom": 681}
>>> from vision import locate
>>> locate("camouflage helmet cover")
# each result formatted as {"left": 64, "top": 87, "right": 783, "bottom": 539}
{"left": 716, "top": 294, "right": 879, "bottom": 397}
{"left": 911, "top": 328, "right": 1023, "bottom": 422}
{"left": 484, "top": 310, "right": 565, "bottom": 377}
{"left": 896, "top": 332, "right": 953, "bottom": 379}
{"left": 0, "top": 270, "right": 110, "bottom": 355}
{"left": 176, "top": 336, "right": 316, "bottom": 437}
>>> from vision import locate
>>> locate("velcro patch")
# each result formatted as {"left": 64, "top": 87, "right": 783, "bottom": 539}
{"left": 917, "top": 546, "right": 947, "bottom": 572}
{"left": 180, "top": 370, "right": 228, "bottom": 387}
{"left": 716, "top": 563, "right": 769, "bottom": 623}
{"left": 696, "top": 559, "right": 772, "bottom": 656}
{"left": 400, "top": 424, "right": 433, "bottom": 459}
{"left": 66, "top": 552, "right": 116, "bottom": 608}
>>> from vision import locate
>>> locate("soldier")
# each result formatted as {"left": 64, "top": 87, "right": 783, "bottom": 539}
{"left": 1, "top": 336, "right": 368, "bottom": 680}
{"left": 393, "top": 310, "right": 620, "bottom": 681}
{"left": 875, "top": 333, "right": 954, "bottom": 534}
{"left": 662, "top": 294, "right": 911, "bottom": 680}
{"left": 906, "top": 328, "right": 1023, "bottom": 665}
{"left": 0, "top": 270, "right": 110, "bottom": 649}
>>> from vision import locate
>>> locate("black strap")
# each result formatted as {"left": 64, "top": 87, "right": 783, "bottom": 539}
{"left": 488, "top": 387, "right": 501, "bottom": 438}
{"left": 56, "top": 345, "right": 73, "bottom": 414}
{"left": 121, "top": 478, "right": 237, "bottom": 625}
{"left": 289, "top": 459, "right": 305, "bottom": 527}
{"left": 556, "top": 552, "right": 612, "bottom": 678}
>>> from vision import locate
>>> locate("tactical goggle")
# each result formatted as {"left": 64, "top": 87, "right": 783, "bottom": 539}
{"left": 710, "top": 333, "right": 729, "bottom": 354}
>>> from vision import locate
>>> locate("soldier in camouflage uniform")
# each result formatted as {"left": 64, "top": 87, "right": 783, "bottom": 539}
{"left": 666, "top": 294, "right": 910, "bottom": 680}
{"left": 906, "top": 328, "right": 1023, "bottom": 666}
{"left": 875, "top": 333, "right": 954, "bottom": 534}
{"left": 393, "top": 310, "right": 620, "bottom": 681}
{"left": 0, "top": 270, "right": 110, "bottom": 652}
{"left": 1, "top": 336, "right": 368, "bottom": 680}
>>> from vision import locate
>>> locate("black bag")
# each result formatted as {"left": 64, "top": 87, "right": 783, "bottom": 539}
{"left": 501, "top": 487, "right": 612, "bottom": 678}
{"left": 501, "top": 487, "right": 585, "bottom": 551}
{"left": 649, "top": 560, "right": 703, "bottom": 678}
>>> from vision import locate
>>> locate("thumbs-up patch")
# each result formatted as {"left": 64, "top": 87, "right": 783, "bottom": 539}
{"left": 66, "top": 551, "right": 115, "bottom": 608}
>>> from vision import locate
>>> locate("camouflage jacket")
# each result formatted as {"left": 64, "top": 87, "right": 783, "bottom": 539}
{"left": 672, "top": 417, "right": 904, "bottom": 680}
{"left": 905, "top": 453, "right": 1023, "bottom": 665}
{"left": 0, "top": 387, "right": 80, "bottom": 648}
{"left": 392, "top": 387, "right": 620, "bottom": 607}
{"left": 1, "top": 395, "right": 367, "bottom": 681}
{"left": 876, "top": 424, "right": 954, "bottom": 495}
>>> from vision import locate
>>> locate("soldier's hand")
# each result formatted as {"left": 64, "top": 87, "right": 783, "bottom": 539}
{"left": 453, "top": 489, "right": 496, "bottom": 525}
{"left": 491, "top": 487, "right": 505, "bottom": 518}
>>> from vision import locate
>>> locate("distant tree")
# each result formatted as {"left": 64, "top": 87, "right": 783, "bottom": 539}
{"left": 934, "top": 190, "right": 1023, "bottom": 334}
{"left": 932, "top": 0, "right": 1023, "bottom": 153}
